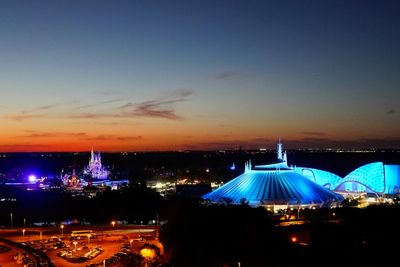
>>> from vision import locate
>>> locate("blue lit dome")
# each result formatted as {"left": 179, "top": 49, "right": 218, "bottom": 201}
{"left": 203, "top": 141, "right": 343, "bottom": 207}
{"left": 203, "top": 169, "right": 343, "bottom": 206}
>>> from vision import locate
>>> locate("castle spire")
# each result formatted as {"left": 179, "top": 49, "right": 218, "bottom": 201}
{"left": 90, "top": 147, "right": 94, "bottom": 163}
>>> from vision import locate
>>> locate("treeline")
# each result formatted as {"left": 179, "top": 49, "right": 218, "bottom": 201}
{"left": 0, "top": 185, "right": 164, "bottom": 226}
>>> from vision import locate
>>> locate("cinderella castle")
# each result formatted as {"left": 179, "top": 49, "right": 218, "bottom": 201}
{"left": 84, "top": 148, "right": 110, "bottom": 180}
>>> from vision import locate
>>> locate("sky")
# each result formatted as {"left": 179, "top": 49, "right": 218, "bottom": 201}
{"left": 0, "top": 0, "right": 399, "bottom": 152}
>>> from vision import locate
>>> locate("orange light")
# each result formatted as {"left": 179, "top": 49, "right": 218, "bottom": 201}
{"left": 291, "top": 236, "right": 297, "bottom": 243}
{"left": 140, "top": 248, "right": 155, "bottom": 259}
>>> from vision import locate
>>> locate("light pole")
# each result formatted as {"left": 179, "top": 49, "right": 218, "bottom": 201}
{"left": 10, "top": 213, "right": 13, "bottom": 228}
{"left": 60, "top": 225, "right": 64, "bottom": 238}
{"left": 23, "top": 218, "right": 26, "bottom": 228}
{"left": 111, "top": 221, "right": 116, "bottom": 229}
{"left": 22, "top": 229, "right": 26, "bottom": 240}
{"left": 130, "top": 239, "right": 133, "bottom": 249}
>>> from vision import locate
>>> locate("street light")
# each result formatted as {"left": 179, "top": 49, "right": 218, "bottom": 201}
{"left": 22, "top": 229, "right": 26, "bottom": 240}
{"left": 60, "top": 225, "right": 64, "bottom": 238}
{"left": 10, "top": 213, "right": 13, "bottom": 228}
{"left": 111, "top": 221, "right": 116, "bottom": 229}
{"left": 130, "top": 239, "right": 133, "bottom": 249}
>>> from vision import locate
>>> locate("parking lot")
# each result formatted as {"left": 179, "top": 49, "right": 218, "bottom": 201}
{"left": 0, "top": 225, "right": 163, "bottom": 267}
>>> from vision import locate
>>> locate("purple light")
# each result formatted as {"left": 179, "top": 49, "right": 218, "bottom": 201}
{"left": 28, "top": 174, "right": 37, "bottom": 183}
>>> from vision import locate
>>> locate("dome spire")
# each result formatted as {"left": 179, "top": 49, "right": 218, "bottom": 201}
{"left": 277, "top": 137, "right": 283, "bottom": 161}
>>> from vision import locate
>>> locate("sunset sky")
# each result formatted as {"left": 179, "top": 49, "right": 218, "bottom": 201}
{"left": 0, "top": 0, "right": 399, "bottom": 152}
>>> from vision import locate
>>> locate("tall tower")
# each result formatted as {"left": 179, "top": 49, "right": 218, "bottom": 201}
{"left": 90, "top": 147, "right": 95, "bottom": 164}
{"left": 277, "top": 137, "right": 283, "bottom": 161}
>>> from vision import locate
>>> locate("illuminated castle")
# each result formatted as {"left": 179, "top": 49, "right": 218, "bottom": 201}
{"left": 84, "top": 148, "right": 109, "bottom": 180}
{"left": 203, "top": 140, "right": 343, "bottom": 208}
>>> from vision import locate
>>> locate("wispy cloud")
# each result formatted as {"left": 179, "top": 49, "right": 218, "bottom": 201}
{"left": 6, "top": 100, "right": 79, "bottom": 121}
{"left": 18, "top": 130, "right": 143, "bottom": 142}
{"left": 75, "top": 97, "right": 126, "bottom": 110}
{"left": 18, "top": 131, "right": 88, "bottom": 139}
{"left": 7, "top": 114, "right": 46, "bottom": 121}
{"left": 21, "top": 104, "right": 57, "bottom": 114}
{"left": 0, "top": 143, "right": 53, "bottom": 152}
{"left": 214, "top": 71, "right": 238, "bottom": 80}
{"left": 6, "top": 104, "right": 58, "bottom": 121}
{"left": 96, "top": 90, "right": 122, "bottom": 96}
{"left": 69, "top": 113, "right": 116, "bottom": 119}
{"left": 120, "top": 89, "right": 193, "bottom": 120}
{"left": 70, "top": 89, "right": 194, "bottom": 120}
{"left": 386, "top": 108, "right": 396, "bottom": 115}
{"left": 83, "top": 134, "right": 142, "bottom": 141}
{"left": 301, "top": 131, "right": 326, "bottom": 136}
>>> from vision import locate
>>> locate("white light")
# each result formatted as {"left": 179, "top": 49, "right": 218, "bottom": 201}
{"left": 28, "top": 175, "right": 37, "bottom": 183}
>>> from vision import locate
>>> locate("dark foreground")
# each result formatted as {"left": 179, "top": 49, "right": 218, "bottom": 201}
{"left": 159, "top": 201, "right": 400, "bottom": 267}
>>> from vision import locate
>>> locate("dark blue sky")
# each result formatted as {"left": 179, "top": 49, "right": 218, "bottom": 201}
{"left": 0, "top": 0, "right": 399, "bottom": 151}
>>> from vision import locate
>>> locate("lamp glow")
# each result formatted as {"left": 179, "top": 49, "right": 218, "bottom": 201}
{"left": 28, "top": 174, "right": 37, "bottom": 183}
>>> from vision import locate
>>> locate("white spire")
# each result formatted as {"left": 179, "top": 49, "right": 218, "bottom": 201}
{"left": 90, "top": 147, "right": 94, "bottom": 163}
{"left": 277, "top": 137, "right": 283, "bottom": 161}
{"left": 244, "top": 160, "right": 252, "bottom": 173}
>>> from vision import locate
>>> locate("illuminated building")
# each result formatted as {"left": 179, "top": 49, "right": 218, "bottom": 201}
{"left": 84, "top": 148, "right": 109, "bottom": 179}
{"left": 294, "top": 162, "right": 400, "bottom": 195}
{"left": 203, "top": 141, "right": 343, "bottom": 208}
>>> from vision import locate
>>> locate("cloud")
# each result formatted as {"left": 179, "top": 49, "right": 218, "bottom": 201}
{"left": 18, "top": 131, "right": 88, "bottom": 138}
{"left": 21, "top": 104, "right": 57, "bottom": 114}
{"left": 120, "top": 89, "right": 194, "bottom": 120}
{"left": 83, "top": 134, "right": 142, "bottom": 141}
{"left": 214, "top": 71, "right": 237, "bottom": 80}
{"left": 70, "top": 89, "right": 194, "bottom": 120}
{"left": 0, "top": 144, "right": 53, "bottom": 152}
{"left": 69, "top": 113, "right": 117, "bottom": 119}
{"left": 7, "top": 114, "right": 46, "bottom": 121}
{"left": 76, "top": 97, "right": 126, "bottom": 110}
{"left": 301, "top": 131, "right": 326, "bottom": 136}
{"left": 17, "top": 131, "right": 142, "bottom": 142}
{"left": 6, "top": 100, "right": 79, "bottom": 121}
{"left": 386, "top": 108, "right": 396, "bottom": 115}
{"left": 96, "top": 90, "right": 122, "bottom": 96}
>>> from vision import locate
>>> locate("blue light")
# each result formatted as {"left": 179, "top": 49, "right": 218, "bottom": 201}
{"left": 295, "top": 162, "right": 400, "bottom": 195}
{"left": 28, "top": 174, "right": 37, "bottom": 183}
{"left": 203, "top": 169, "right": 343, "bottom": 206}
{"left": 229, "top": 163, "right": 236, "bottom": 171}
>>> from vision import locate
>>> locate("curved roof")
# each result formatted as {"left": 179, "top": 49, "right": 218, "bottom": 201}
{"left": 334, "top": 162, "right": 385, "bottom": 193}
{"left": 294, "top": 167, "right": 342, "bottom": 189}
{"left": 203, "top": 169, "right": 343, "bottom": 206}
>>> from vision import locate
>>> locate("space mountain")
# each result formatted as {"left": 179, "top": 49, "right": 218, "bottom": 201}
{"left": 203, "top": 142, "right": 344, "bottom": 208}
